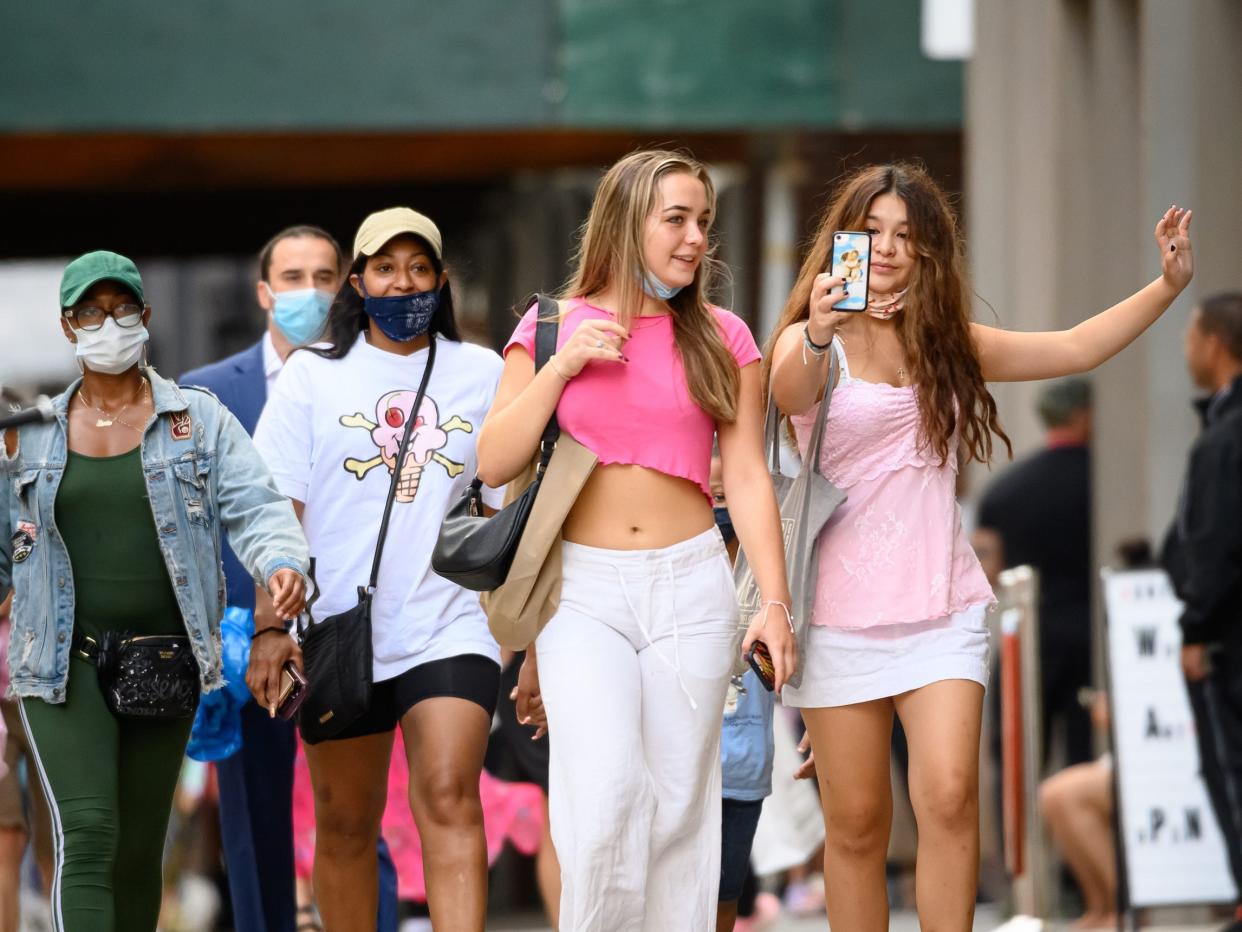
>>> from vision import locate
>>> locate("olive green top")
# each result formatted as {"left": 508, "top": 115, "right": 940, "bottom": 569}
{"left": 55, "top": 447, "right": 184, "bottom": 642}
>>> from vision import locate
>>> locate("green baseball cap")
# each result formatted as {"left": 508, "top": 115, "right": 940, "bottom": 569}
{"left": 59, "top": 250, "right": 146, "bottom": 307}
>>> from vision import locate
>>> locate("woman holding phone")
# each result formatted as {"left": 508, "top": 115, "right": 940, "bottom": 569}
{"left": 476, "top": 149, "right": 793, "bottom": 930}
{"left": 767, "top": 162, "right": 1193, "bottom": 931}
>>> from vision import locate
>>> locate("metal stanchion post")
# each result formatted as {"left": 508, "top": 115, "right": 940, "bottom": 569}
{"left": 997, "top": 566, "right": 1056, "bottom": 922}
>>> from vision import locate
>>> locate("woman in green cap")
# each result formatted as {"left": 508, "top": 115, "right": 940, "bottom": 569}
{"left": 0, "top": 250, "right": 309, "bottom": 931}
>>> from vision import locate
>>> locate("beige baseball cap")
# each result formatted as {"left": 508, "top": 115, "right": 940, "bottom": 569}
{"left": 352, "top": 207, "right": 443, "bottom": 260}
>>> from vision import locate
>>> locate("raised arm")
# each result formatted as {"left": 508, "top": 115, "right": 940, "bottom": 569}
{"left": 475, "top": 312, "right": 627, "bottom": 487}
{"left": 770, "top": 274, "right": 848, "bottom": 416}
{"left": 973, "top": 207, "right": 1193, "bottom": 382}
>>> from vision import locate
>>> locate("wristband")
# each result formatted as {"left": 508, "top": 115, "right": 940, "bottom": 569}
{"left": 803, "top": 323, "right": 832, "bottom": 352}
{"left": 251, "top": 626, "right": 291, "bottom": 642}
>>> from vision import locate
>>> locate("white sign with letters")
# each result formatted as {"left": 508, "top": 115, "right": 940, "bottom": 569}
{"left": 1104, "top": 569, "right": 1237, "bottom": 907}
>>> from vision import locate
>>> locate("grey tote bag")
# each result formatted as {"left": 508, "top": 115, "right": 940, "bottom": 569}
{"left": 733, "top": 345, "right": 846, "bottom": 689}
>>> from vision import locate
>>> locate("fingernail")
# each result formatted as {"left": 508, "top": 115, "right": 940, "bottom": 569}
{"left": 269, "top": 704, "right": 276, "bottom": 718}
{"left": 621, "top": 355, "right": 630, "bottom": 363}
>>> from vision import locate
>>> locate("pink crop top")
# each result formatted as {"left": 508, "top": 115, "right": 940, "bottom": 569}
{"left": 791, "top": 337, "right": 995, "bottom": 629}
{"left": 504, "top": 298, "right": 761, "bottom": 499}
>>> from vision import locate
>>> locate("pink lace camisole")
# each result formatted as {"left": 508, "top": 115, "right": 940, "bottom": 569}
{"left": 791, "top": 337, "right": 995, "bottom": 629}
{"left": 504, "top": 298, "right": 761, "bottom": 500}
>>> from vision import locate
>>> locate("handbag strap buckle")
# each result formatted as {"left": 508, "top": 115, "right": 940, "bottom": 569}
{"left": 71, "top": 630, "right": 98, "bottom": 663}
{"left": 536, "top": 439, "right": 556, "bottom": 478}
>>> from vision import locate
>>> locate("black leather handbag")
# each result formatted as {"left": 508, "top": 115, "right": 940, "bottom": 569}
{"left": 432, "top": 296, "right": 559, "bottom": 592}
{"left": 77, "top": 630, "right": 200, "bottom": 720}
{"left": 297, "top": 338, "right": 436, "bottom": 744}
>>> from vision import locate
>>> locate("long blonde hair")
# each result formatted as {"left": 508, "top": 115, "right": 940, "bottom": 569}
{"left": 562, "top": 149, "right": 741, "bottom": 422}
{"left": 762, "top": 162, "right": 1010, "bottom": 464}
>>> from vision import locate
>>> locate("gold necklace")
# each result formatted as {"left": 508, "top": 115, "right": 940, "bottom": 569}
{"left": 78, "top": 380, "right": 149, "bottom": 432}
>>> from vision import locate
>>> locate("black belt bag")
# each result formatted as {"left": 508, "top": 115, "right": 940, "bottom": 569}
{"left": 74, "top": 630, "right": 200, "bottom": 720}
{"left": 297, "top": 338, "right": 437, "bottom": 745}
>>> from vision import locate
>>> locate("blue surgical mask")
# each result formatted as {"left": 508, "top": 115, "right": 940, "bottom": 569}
{"left": 642, "top": 273, "right": 685, "bottom": 301}
{"left": 359, "top": 283, "right": 439, "bottom": 343}
{"left": 266, "top": 285, "right": 332, "bottom": 346}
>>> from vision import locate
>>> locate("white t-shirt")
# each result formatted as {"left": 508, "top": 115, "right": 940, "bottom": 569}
{"left": 254, "top": 333, "right": 504, "bottom": 681}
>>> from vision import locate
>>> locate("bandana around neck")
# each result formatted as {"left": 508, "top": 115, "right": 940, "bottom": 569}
{"left": 866, "top": 288, "right": 908, "bottom": 320}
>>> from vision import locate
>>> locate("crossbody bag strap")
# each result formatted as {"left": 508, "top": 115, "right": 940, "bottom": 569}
{"left": 761, "top": 342, "right": 840, "bottom": 477}
{"left": 532, "top": 293, "right": 562, "bottom": 475}
{"left": 365, "top": 336, "right": 438, "bottom": 592}
{"left": 803, "top": 343, "right": 840, "bottom": 478}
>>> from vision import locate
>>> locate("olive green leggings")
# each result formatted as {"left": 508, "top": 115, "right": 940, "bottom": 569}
{"left": 20, "top": 657, "right": 193, "bottom": 931}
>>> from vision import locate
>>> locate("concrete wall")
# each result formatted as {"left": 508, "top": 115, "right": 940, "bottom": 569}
{"left": 967, "top": 0, "right": 1242, "bottom": 577}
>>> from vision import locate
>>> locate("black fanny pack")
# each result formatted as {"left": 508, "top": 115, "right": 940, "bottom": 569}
{"left": 73, "top": 630, "right": 200, "bottom": 720}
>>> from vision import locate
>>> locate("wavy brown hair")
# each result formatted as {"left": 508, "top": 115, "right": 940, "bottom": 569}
{"left": 562, "top": 149, "right": 740, "bottom": 422}
{"left": 762, "top": 162, "right": 1011, "bottom": 464}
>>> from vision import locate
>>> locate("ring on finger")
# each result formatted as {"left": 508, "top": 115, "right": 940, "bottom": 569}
{"left": 595, "top": 339, "right": 605, "bottom": 348}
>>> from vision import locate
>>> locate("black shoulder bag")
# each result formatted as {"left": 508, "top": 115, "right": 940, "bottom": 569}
{"left": 431, "top": 295, "right": 559, "bottom": 591}
{"left": 297, "top": 337, "right": 437, "bottom": 744}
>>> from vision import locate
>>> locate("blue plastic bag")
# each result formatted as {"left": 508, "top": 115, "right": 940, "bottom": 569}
{"left": 186, "top": 606, "right": 255, "bottom": 762}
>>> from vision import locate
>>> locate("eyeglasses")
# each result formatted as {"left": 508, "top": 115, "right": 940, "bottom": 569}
{"left": 62, "top": 303, "right": 144, "bottom": 332}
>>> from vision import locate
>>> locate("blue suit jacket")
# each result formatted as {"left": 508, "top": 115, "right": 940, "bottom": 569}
{"left": 181, "top": 340, "right": 268, "bottom": 611}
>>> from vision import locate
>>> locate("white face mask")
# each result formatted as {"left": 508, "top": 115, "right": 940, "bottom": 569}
{"left": 74, "top": 317, "right": 149, "bottom": 375}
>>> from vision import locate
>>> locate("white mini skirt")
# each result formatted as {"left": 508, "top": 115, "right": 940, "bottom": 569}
{"left": 782, "top": 604, "right": 991, "bottom": 708}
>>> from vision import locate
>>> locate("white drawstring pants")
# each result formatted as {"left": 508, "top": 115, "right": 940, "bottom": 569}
{"left": 536, "top": 528, "right": 740, "bottom": 931}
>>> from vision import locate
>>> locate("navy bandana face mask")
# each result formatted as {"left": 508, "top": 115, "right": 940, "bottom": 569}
{"left": 360, "top": 283, "right": 440, "bottom": 343}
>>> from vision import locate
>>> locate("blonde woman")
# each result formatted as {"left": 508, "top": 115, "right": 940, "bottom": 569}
{"left": 476, "top": 149, "right": 794, "bottom": 930}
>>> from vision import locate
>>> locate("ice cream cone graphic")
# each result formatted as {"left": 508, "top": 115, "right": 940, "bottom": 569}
{"left": 396, "top": 453, "right": 422, "bottom": 502}
{"left": 340, "top": 391, "right": 473, "bottom": 498}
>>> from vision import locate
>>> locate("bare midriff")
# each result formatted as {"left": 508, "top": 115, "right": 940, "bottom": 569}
{"left": 562, "top": 462, "right": 714, "bottom": 551}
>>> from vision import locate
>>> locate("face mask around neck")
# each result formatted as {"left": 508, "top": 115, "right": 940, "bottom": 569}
{"left": 865, "top": 288, "right": 908, "bottom": 320}
{"left": 641, "top": 273, "right": 685, "bottom": 302}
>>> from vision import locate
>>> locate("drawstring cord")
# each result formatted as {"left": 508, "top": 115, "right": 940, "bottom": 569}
{"left": 612, "top": 557, "right": 699, "bottom": 710}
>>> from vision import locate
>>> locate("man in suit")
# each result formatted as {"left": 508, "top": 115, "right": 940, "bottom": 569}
{"left": 182, "top": 226, "right": 397, "bottom": 932}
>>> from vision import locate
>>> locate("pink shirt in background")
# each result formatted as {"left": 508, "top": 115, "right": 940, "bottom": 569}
{"left": 505, "top": 297, "right": 761, "bottom": 500}
{"left": 793, "top": 338, "right": 995, "bottom": 629}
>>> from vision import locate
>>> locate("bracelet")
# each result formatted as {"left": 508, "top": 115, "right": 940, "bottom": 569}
{"left": 547, "top": 354, "right": 572, "bottom": 382}
{"left": 761, "top": 600, "right": 796, "bottom": 634}
{"left": 251, "top": 626, "right": 291, "bottom": 642}
{"left": 803, "top": 323, "right": 831, "bottom": 352}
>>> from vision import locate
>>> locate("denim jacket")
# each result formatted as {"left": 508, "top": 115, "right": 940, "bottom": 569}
{"left": 0, "top": 368, "right": 308, "bottom": 702}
